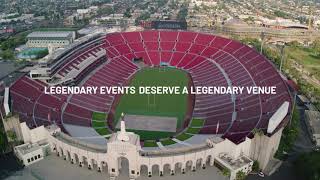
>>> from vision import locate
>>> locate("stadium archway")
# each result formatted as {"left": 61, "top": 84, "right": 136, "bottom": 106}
{"left": 118, "top": 157, "right": 129, "bottom": 176}
{"left": 174, "top": 162, "right": 183, "bottom": 174}
{"left": 163, "top": 163, "right": 171, "bottom": 175}
{"left": 152, "top": 164, "right": 160, "bottom": 176}
{"left": 186, "top": 160, "right": 193, "bottom": 172}
{"left": 140, "top": 164, "right": 148, "bottom": 176}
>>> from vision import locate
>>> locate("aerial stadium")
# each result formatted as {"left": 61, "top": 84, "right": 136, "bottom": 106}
{"left": 3, "top": 30, "right": 292, "bottom": 180}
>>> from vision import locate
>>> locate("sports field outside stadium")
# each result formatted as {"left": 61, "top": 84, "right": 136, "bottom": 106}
{"left": 113, "top": 67, "right": 189, "bottom": 140}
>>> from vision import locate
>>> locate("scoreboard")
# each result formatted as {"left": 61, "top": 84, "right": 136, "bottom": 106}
{"left": 141, "top": 20, "right": 187, "bottom": 30}
{"left": 152, "top": 21, "right": 187, "bottom": 30}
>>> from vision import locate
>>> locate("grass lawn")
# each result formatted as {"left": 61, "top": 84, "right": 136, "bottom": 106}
{"left": 92, "top": 112, "right": 110, "bottom": 136}
{"left": 286, "top": 47, "right": 320, "bottom": 80}
{"left": 190, "top": 118, "right": 205, "bottom": 127}
{"left": 92, "top": 112, "right": 107, "bottom": 121}
{"left": 160, "top": 139, "right": 176, "bottom": 146}
{"left": 176, "top": 133, "right": 193, "bottom": 141}
{"left": 143, "top": 140, "right": 158, "bottom": 147}
{"left": 186, "top": 127, "right": 201, "bottom": 134}
{"left": 114, "top": 67, "right": 189, "bottom": 140}
{"left": 92, "top": 120, "right": 106, "bottom": 127}
{"left": 94, "top": 128, "right": 110, "bottom": 135}
{"left": 184, "top": 118, "right": 204, "bottom": 134}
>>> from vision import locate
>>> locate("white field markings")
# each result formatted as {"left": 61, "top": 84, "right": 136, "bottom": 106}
{"left": 156, "top": 142, "right": 166, "bottom": 150}
{"left": 172, "top": 138, "right": 191, "bottom": 146}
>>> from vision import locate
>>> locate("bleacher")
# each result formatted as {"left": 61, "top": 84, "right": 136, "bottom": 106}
{"left": 105, "top": 30, "right": 291, "bottom": 143}
{"left": 10, "top": 30, "right": 291, "bottom": 144}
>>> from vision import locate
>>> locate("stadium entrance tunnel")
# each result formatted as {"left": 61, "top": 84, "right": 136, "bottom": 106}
{"left": 118, "top": 157, "right": 130, "bottom": 176}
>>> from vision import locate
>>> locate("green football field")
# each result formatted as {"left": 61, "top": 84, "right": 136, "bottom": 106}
{"left": 113, "top": 67, "right": 189, "bottom": 140}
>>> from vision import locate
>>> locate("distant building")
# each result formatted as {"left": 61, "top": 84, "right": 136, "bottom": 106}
{"left": 0, "top": 27, "right": 15, "bottom": 34}
{"left": 0, "top": 14, "right": 34, "bottom": 24}
{"left": 261, "top": 18, "right": 309, "bottom": 29}
{"left": 91, "top": 14, "right": 135, "bottom": 27}
{"left": 187, "top": 14, "right": 214, "bottom": 27}
{"left": 75, "top": 6, "right": 98, "bottom": 20}
{"left": 189, "top": 0, "right": 217, "bottom": 7}
{"left": 26, "top": 31, "right": 76, "bottom": 48}
{"left": 64, "top": 15, "right": 75, "bottom": 26}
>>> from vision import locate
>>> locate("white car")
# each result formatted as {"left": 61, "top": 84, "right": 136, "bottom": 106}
{"left": 258, "top": 171, "right": 265, "bottom": 177}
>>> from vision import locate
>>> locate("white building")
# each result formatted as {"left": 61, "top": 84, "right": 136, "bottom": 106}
{"left": 14, "top": 143, "right": 45, "bottom": 166}
{"left": 0, "top": 14, "right": 34, "bottom": 24}
{"left": 15, "top": 111, "right": 286, "bottom": 180}
{"left": 189, "top": 0, "right": 217, "bottom": 7}
{"left": 26, "top": 31, "right": 76, "bottom": 48}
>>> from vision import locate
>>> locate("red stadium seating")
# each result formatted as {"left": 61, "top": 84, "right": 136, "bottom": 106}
{"left": 10, "top": 30, "right": 292, "bottom": 144}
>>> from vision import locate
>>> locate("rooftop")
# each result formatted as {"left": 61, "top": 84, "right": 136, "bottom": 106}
{"left": 27, "top": 31, "right": 74, "bottom": 39}
{"left": 216, "top": 153, "right": 252, "bottom": 170}
{"left": 140, "top": 143, "right": 210, "bottom": 157}
{"left": 53, "top": 132, "right": 107, "bottom": 153}
{"left": 39, "top": 32, "right": 104, "bottom": 65}
{"left": 305, "top": 110, "right": 320, "bottom": 134}
{"left": 15, "top": 143, "right": 42, "bottom": 155}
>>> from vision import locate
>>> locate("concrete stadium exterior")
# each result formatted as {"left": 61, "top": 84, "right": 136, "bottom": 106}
{"left": 16, "top": 118, "right": 284, "bottom": 180}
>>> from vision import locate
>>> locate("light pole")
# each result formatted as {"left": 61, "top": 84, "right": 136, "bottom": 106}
{"left": 289, "top": 92, "right": 297, "bottom": 127}
{"left": 260, "top": 31, "right": 265, "bottom": 54}
{"left": 279, "top": 42, "right": 286, "bottom": 73}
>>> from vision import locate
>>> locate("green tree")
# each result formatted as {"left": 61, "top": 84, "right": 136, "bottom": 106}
{"left": 123, "top": 8, "right": 132, "bottom": 18}
{"left": 0, "top": 50, "right": 15, "bottom": 60}
{"left": 294, "top": 152, "right": 320, "bottom": 180}
{"left": 251, "top": 128, "right": 264, "bottom": 160}
{"left": 97, "top": 7, "right": 114, "bottom": 16}
{"left": 135, "top": 12, "right": 151, "bottom": 25}
{"left": 275, "top": 105, "right": 299, "bottom": 159}
{"left": 177, "top": 5, "right": 188, "bottom": 21}
{"left": 287, "top": 41, "right": 301, "bottom": 48}
{"left": 311, "top": 39, "right": 320, "bottom": 57}
{"left": 222, "top": 168, "right": 230, "bottom": 177}
{"left": 6, "top": 130, "right": 17, "bottom": 142}
{"left": 236, "top": 170, "right": 247, "bottom": 180}
{"left": 0, "top": 129, "right": 8, "bottom": 154}
{"left": 274, "top": 10, "right": 289, "bottom": 18}
{"left": 252, "top": 160, "right": 260, "bottom": 172}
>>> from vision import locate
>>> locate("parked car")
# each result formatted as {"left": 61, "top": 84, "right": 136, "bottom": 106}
{"left": 258, "top": 171, "right": 265, "bottom": 177}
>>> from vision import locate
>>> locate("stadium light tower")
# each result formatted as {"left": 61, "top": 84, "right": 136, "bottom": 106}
{"left": 260, "top": 31, "right": 265, "bottom": 54}
{"left": 278, "top": 42, "right": 286, "bottom": 73}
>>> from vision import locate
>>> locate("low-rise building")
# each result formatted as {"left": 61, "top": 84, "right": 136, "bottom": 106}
{"left": 215, "top": 153, "right": 253, "bottom": 180}
{"left": 14, "top": 143, "right": 45, "bottom": 166}
{"left": 26, "top": 31, "right": 75, "bottom": 48}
